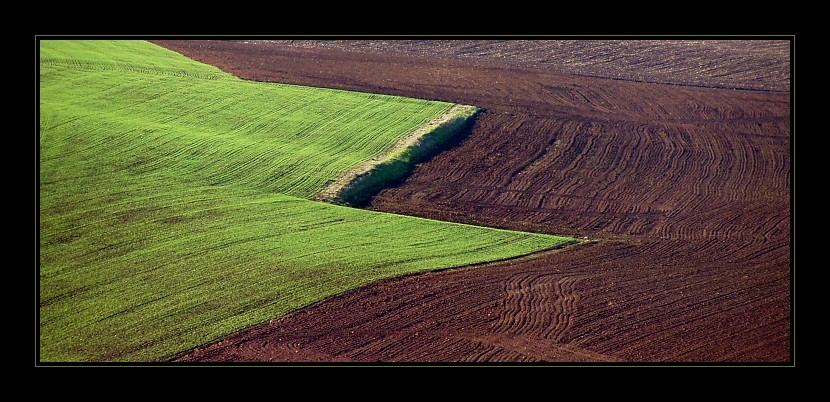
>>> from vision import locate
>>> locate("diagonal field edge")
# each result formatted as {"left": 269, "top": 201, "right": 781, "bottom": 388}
{"left": 38, "top": 40, "right": 579, "bottom": 363}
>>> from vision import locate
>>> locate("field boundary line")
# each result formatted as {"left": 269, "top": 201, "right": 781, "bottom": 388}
{"left": 313, "top": 104, "right": 479, "bottom": 206}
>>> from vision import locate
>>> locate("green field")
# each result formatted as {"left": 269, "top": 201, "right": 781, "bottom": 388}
{"left": 39, "top": 40, "right": 576, "bottom": 362}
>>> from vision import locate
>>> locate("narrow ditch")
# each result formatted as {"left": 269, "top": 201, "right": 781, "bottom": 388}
{"left": 313, "top": 104, "right": 480, "bottom": 208}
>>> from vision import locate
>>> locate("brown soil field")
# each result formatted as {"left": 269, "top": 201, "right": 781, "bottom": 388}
{"left": 256, "top": 39, "right": 791, "bottom": 92}
{"left": 154, "top": 40, "right": 792, "bottom": 364}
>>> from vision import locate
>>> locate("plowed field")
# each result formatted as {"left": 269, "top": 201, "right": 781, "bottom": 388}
{"left": 155, "top": 40, "right": 791, "bottom": 363}
{"left": 261, "top": 39, "right": 791, "bottom": 91}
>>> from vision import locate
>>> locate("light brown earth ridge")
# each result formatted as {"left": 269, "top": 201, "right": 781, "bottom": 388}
{"left": 154, "top": 39, "right": 791, "bottom": 363}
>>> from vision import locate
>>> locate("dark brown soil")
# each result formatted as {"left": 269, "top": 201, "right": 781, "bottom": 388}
{"left": 154, "top": 40, "right": 791, "bottom": 364}
{"left": 254, "top": 39, "right": 791, "bottom": 92}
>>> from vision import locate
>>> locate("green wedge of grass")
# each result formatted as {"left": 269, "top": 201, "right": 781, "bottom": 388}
{"left": 39, "top": 40, "right": 577, "bottom": 362}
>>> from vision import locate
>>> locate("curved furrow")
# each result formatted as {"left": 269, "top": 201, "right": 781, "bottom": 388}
{"left": 370, "top": 97, "right": 788, "bottom": 240}
{"left": 544, "top": 275, "right": 582, "bottom": 341}
{"left": 493, "top": 272, "right": 533, "bottom": 334}
{"left": 494, "top": 272, "right": 584, "bottom": 341}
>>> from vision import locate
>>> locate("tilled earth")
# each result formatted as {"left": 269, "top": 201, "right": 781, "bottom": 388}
{"left": 258, "top": 39, "right": 791, "bottom": 91}
{"left": 154, "top": 40, "right": 791, "bottom": 363}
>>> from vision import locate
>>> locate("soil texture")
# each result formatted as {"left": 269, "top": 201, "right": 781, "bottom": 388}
{"left": 154, "top": 40, "right": 791, "bottom": 363}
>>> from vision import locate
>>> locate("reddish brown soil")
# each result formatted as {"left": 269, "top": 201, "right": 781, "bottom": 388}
{"left": 258, "top": 39, "right": 791, "bottom": 92}
{"left": 154, "top": 40, "right": 791, "bottom": 364}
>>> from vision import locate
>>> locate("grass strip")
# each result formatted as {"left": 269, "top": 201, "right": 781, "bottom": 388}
{"left": 315, "top": 104, "right": 479, "bottom": 207}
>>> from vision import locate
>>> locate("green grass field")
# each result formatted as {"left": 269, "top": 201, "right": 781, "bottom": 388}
{"left": 39, "top": 40, "right": 576, "bottom": 362}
